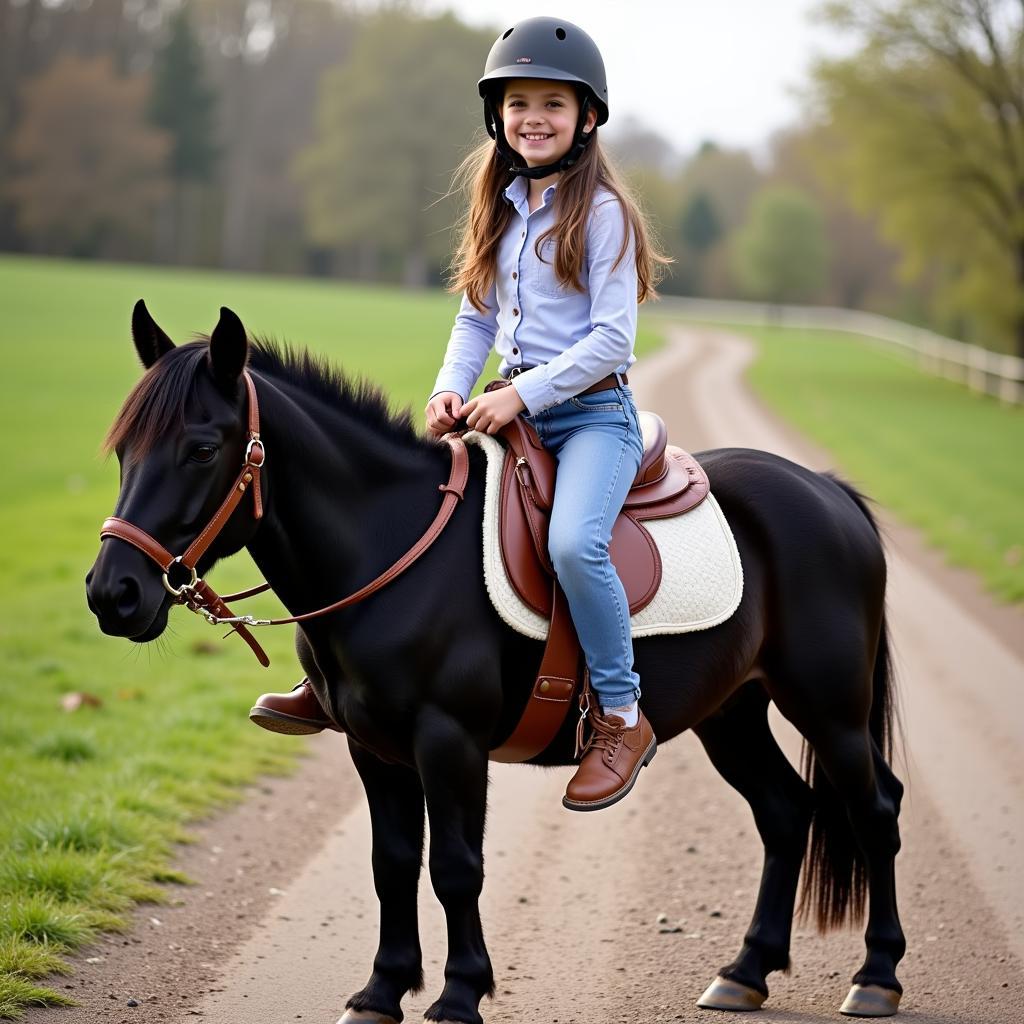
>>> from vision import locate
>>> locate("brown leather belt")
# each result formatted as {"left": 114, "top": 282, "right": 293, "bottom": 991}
{"left": 506, "top": 368, "right": 628, "bottom": 397}
{"left": 578, "top": 372, "right": 628, "bottom": 396}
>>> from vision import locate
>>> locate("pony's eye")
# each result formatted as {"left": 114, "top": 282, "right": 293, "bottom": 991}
{"left": 190, "top": 445, "right": 218, "bottom": 463}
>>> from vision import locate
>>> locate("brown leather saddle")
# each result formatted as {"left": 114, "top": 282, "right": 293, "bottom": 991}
{"left": 497, "top": 410, "right": 709, "bottom": 619}
{"left": 485, "top": 381, "right": 710, "bottom": 763}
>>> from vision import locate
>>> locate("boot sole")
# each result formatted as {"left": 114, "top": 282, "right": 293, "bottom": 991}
{"left": 561, "top": 738, "right": 657, "bottom": 812}
{"left": 248, "top": 706, "right": 333, "bottom": 735}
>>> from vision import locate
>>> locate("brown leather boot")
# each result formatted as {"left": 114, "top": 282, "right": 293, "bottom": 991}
{"left": 562, "top": 707, "right": 656, "bottom": 812}
{"left": 249, "top": 678, "right": 340, "bottom": 735}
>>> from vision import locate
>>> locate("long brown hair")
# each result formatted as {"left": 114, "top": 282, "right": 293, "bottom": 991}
{"left": 448, "top": 128, "right": 671, "bottom": 313}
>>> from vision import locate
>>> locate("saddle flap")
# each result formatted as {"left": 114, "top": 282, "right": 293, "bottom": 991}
{"left": 498, "top": 454, "right": 710, "bottom": 621}
{"left": 493, "top": 397, "right": 712, "bottom": 621}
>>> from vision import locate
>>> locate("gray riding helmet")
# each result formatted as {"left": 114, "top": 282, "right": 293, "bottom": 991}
{"left": 478, "top": 16, "right": 609, "bottom": 126}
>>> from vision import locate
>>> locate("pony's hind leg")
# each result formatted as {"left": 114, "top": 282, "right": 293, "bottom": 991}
{"left": 341, "top": 738, "right": 426, "bottom": 1024}
{"left": 802, "top": 723, "right": 905, "bottom": 1017}
{"left": 693, "top": 683, "right": 815, "bottom": 1011}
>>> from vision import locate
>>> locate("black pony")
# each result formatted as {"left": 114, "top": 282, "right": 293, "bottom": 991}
{"left": 86, "top": 305, "right": 906, "bottom": 1022}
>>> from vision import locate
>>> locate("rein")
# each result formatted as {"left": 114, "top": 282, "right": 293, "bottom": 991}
{"left": 100, "top": 370, "right": 469, "bottom": 666}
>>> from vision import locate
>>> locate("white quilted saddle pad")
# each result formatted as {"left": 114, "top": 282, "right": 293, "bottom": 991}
{"left": 463, "top": 431, "right": 744, "bottom": 641}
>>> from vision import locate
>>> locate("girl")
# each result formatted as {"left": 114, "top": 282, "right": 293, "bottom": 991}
{"left": 425, "top": 16, "right": 669, "bottom": 811}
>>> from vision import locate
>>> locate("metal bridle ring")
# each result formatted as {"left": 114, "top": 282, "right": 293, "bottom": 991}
{"left": 162, "top": 557, "right": 198, "bottom": 597}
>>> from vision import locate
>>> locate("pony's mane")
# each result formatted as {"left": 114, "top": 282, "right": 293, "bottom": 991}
{"left": 106, "top": 335, "right": 428, "bottom": 462}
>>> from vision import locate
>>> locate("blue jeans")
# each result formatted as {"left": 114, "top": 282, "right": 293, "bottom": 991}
{"left": 526, "top": 386, "right": 645, "bottom": 709}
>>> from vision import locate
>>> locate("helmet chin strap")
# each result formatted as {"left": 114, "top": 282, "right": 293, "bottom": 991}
{"left": 485, "top": 94, "right": 594, "bottom": 180}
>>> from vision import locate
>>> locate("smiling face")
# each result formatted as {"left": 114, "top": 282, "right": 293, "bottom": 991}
{"left": 501, "top": 78, "right": 596, "bottom": 167}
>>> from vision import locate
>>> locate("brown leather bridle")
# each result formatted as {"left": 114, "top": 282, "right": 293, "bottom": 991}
{"left": 100, "top": 370, "right": 469, "bottom": 666}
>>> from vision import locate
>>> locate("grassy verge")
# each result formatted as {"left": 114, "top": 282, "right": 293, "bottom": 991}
{"left": 729, "top": 324, "right": 1023, "bottom": 603}
{"left": 0, "top": 254, "right": 661, "bottom": 1018}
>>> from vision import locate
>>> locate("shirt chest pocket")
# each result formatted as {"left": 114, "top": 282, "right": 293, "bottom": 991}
{"left": 530, "top": 236, "right": 574, "bottom": 299}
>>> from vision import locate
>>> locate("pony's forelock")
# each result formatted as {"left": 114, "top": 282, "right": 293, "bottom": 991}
{"left": 104, "top": 342, "right": 209, "bottom": 463}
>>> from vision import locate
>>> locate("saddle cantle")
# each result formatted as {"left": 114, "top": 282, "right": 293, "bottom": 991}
{"left": 497, "top": 410, "right": 710, "bottom": 618}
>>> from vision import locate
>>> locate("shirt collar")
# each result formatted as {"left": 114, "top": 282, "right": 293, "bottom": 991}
{"left": 503, "top": 176, "right": 559, "bottom": 210}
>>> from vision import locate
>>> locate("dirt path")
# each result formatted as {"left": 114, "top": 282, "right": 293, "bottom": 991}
{"left": 31, "top": 327, "right": 1024, "bottom": 1024}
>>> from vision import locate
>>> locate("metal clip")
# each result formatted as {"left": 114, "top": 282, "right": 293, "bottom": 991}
{"left": 208, "top": 613, "right": 270, "bottom": 627}
{"left": 574, "top": 688, "right": 591, "bottom": 759}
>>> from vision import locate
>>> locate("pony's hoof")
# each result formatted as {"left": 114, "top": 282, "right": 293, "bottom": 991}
{"left": 337, "top": 1011, "right": 401, "bottom": 1024}
{"left": 839, "top": 984, "right": 901, "bottom": 1017}
{"left": 697, "top": 976, "right": 766, "bottom": 1011}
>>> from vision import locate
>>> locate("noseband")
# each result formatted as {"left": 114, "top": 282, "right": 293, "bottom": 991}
{"left": 99, "top": 370, "right": 469, "bottom": 666}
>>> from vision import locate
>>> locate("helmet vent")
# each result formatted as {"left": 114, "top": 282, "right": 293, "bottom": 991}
{"left": 502, "top": 27, "right": 514, "bottom": 39}
{"left": 555, "top": 27, "right": 566, "bottom": 40}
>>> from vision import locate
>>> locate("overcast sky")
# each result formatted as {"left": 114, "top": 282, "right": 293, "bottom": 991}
{"left": 423, "top": 0, "right": 855, "bottom": 157}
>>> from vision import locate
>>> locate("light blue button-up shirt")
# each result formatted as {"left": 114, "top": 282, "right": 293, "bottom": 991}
{"left": 431, "top": 176, "right": 637, "bottom": 415}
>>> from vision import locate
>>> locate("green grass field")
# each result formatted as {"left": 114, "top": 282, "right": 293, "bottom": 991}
{"left": 0, "top": 254, "right": 660, "bottom": 1018}
{"left": 740, "top": 325, "right": 1024, "bottom": 602}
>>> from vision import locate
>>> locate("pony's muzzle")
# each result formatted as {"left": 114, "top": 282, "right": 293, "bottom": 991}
{"left": 86, "top": 543, "right": 163, "bottom": 638}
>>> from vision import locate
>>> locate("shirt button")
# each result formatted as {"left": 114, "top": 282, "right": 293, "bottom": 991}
{"left": 512, "top": 271, "right": 517, "bottom": 279}
{"left": 512, "top": 308, "right": 519, "bottom": 316}
{"left": 512, "top": 347, "right": 519, "bottom": 355}
{"left": 521, "top": 231, "right": 525, "bottom": 238}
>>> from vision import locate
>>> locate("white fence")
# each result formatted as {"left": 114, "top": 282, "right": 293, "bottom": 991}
{"left": 645, "top": 296, "right": 1024, "bottom": 406}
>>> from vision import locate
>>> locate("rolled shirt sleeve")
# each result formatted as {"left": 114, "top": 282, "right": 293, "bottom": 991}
{"left": 511, "top": 197, "right": 637, "bottom": 415}
{"left": 430, "top": 284, "right": 499, "bottom": 402}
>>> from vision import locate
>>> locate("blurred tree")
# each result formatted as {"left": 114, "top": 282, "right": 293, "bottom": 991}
{"left": 0, "top": 0, "right": 179, "bottom": 251}
{"left": 295, "top": 10, "right": 493, "bottom": 286}
{"left": 6, "top": 54, "right": 170, "bottom": 257}
{"left": 680, "top": 192, "right": 721, "bottom": 253}
{"left": 209, "top": 0, "right": 356, "bottom": 272}
{"left": 810, "top": 0, "right": 1024, "bottom": 354}
{"left": 149, "top": 5, "right": 217, "bottom": 183}
{"left": 676, "top": 191, "right": 721, "bottom": 294}
{"left": 768, "top": 125, "right": 904, "bottom": 311}
{"left": 733, "top": 186, "right": 829, "bottom": 303}
{"left": 667, "top": 143, "right": 762, "bottom": 296}
{"left": 149, "top": 3, "right": 218, "bottom": 262}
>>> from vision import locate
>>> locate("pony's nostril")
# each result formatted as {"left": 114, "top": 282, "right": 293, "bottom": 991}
{"left": 116, "top": 576, "right": 141, "bottom": 618}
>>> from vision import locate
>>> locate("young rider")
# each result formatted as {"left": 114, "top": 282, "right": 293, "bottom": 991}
{"left": 433, "top": 15, "right": 669, "bottom": 810}
{"left": 252, "top": 16, "right": 667, "bottom": 811}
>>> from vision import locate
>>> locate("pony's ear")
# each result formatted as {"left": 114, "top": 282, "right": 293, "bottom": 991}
{"left": 131, "top": 299, "right": 175, "bottom": 368}
{"left": 208, "top": 306, "right": 249, "bottom": 389}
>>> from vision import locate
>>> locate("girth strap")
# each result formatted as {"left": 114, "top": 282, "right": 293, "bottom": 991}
{"left": 489, "top": 582, "right": 582, "bottom": 762}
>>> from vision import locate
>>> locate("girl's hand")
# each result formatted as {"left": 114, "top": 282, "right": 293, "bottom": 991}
{"left": 425, "top": 391, "right": 464, "bottom": 438}
{"left": 462, "top": 386, "right": 526, "bottom": 435}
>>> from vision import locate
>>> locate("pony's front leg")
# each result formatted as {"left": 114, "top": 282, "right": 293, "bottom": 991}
{"left": 416, "top": 709, "right": 492, "bottom": 1024}
{"left": 342, "top": 737, "right": 426, "bottom": 1024}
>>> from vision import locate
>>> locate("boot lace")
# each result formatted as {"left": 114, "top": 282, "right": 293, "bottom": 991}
{"left": 581, "top": 711, "right": 625, "bottom": 762}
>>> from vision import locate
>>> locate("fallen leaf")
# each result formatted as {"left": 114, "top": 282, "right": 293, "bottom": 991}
{"left": 61, "top": 692, "right": 103, "bottom": 712}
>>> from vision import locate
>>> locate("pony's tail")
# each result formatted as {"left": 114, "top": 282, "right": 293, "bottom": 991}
{"left": 797, "top": 478, "right": 898, "bottom": 931}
